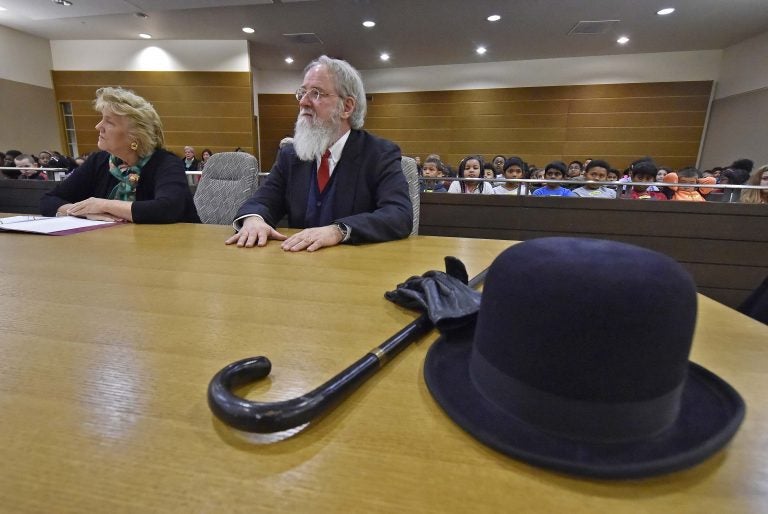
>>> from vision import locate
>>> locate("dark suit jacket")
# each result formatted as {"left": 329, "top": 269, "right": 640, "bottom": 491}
{"left": 236, "top": 129, "right": 413, "bottom": 243}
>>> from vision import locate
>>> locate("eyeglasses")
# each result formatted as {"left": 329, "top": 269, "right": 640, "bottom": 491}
{"left": 295, "top": 87, "right": 338, "bottom": 102}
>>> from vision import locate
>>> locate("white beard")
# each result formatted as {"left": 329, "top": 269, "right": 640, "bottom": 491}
{"left": 292, "top": 107, "right": 342, "bottom": 162}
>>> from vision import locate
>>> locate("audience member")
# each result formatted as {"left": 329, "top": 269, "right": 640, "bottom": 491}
{"left": 448, "top": 156, "right": 495, "bottom": 194}
{"left": 656, "top": 166, "right": 671, "bottom": 182}
{"left": 529, "top": 167, "right": 545, "bottom": 188}
{"left": 420, "top": 157, "right": 447, "bottom": 193}
{"left": 2, "top": 149, "right": 22, "bottom": 179}
{"left": 198, "top": 149, "right": 213, "bottom": 171}
{"left": 226, "top": 55, "right": 412, "bottom": 251}
{"left": 716, "top": 167, "right": 751, "bottom": 202}
{"left": 491, "top": 155, "right": 506, "bottom": 178}
{"left": 663, "top": 167, "right": 715, "bottom": 201}
{"left": 532, "top": 161, "right": 575, "bottom": 197}
{"left": 566, "top": 160, "right": 584, "bottom": 188}
{"left": 740, "top": 165, "right": 768, "bottom": 204}
{"left": 627, "top": 161, "right": 666, "bottom": 200}
{"left": 14, "top": 154, "right": 48, "bottom": 180}
{"left": 493, "top": 156, "right": 528, "bottom": 195}
{"left": 38, "top": 150, "right": 53, "bottom": 169}
{"left": 572, "top": 159, "right": 615, "bottom": 198}
{"left": 40, "top": 86, "right": 199, "bottom": 223}
{"left": 182, "top": 146, "right": 199, "bottom": 174}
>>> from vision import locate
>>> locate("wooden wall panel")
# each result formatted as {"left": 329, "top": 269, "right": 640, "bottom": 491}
{"left": 51, "top": 71, "right": 255, "bottom": 159}
{"left": 258, "top": 81, "right": 712, "bottom": 172}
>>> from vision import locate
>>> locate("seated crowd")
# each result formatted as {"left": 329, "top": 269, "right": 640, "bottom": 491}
{"left": 413, "top": 154, "right": 768, "bottom": 204}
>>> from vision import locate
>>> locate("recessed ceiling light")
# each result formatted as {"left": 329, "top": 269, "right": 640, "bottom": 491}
{"left": 362, "top": 20, "right": 376, "bottom": 28}
{"left": 52, "top": 0, "right": 73, "bottom": 6}
{"left": 0, "top": 6, "right": 7, "bottom": 11}
{"left": 617, "top": 36, "right": 629, "bottom": 45}
{"left": 657, "top": 7, "right": 675, "bottom": 15}
{"left": 487, "top": 14, "right": 501, "bottom": 22}
{"left": 242, "top": 27, "right": 255, "bottom": 34}
{"left": 380, "top": 53, "right": 390, "bottom": 61}
{"left": 139, "top": 33, "right": 152, "bottom": 39}
{"left": 476, "top": 46, "right": 487, "bottom": 55}
{"left": 285, "top": 57, "right": 294, "bottom": 64}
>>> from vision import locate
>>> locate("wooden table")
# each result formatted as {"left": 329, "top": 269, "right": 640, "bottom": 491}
{"left": 1, "top": 223, "right": 766, "bottom": 513}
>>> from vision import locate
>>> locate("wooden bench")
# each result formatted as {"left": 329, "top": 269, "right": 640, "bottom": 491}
{"left": 420, "top": 193, "right": 768, "bottom": 309}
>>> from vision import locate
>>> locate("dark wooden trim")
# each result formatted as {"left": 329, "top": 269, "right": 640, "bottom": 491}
{"left": 419, "top": 193, "right": 768, "bottom": 308}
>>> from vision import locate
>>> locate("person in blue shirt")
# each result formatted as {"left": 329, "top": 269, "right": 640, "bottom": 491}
{"left": 532, "top": 161, "right": 576, "bottom": 197}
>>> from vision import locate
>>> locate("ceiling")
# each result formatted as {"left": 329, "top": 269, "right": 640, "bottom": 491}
{"left": 1, "top": 0, "right": 767, "bottom": 71}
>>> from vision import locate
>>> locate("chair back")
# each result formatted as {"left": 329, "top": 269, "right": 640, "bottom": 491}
{"left": 401, "top": 156, "right": 420, "bottom": 235}
{"left": 194, "top": 152, "right": 259, "bottom": 225}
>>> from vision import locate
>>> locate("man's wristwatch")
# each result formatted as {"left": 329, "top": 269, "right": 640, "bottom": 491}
{"left": 332, "top": 222, "right": 350, "bottom": 243}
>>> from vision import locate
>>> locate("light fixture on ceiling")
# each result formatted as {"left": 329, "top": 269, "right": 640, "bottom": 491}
{"left": 139, "top": 33, "right": 152, "bottom": 39}
{"left": 0, "top": 6, "right": 7, "bottom": 11}
{"left": 476, "top": 46, "right": 487, "bottom": 55}
{"left": 362, "top": 20, "right": 376, "bottom": 28}
{"left": 380, "top": 53, "right": 390, "bottom": 61}
{"left": 617, "top": 36, "right": 629, "bottom": 45}
{"left": 52, "top": 0, "right": 73, "bottom": 5}
{"left": 135, "top": 12, "right": 149, "bottom": 19}
{"left": 657, "top": 7, "right": 675, "bottom": 15}
{"left": 487, "top": 14, "right": 501, "bottom": 22}
{"left": 242, "top": 27, "right": 255, "bottom": 34}
{"left": 285, "top": 57, "right": 294, "bottom": 64}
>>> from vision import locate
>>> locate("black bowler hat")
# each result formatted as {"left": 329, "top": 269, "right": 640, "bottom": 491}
{"left": 424, "top": 237, "right": 745, "bottom": 479}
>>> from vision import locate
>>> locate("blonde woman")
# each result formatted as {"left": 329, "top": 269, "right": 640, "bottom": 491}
{"left": 740, "top": 165, "right": 768, "bottom": 204}
{"left": 41, "top": 87, "right": 199, "bottom": 223}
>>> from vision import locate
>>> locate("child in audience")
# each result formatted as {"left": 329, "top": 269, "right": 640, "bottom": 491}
{"left": 532, "top": 161, "right": 575, "bottom": 197}
{"left": 662, "top": 167, "right": 715, "bottom": 201}
{"left": 566, "top": 160, "right": 584, "bottom": 189}
{"left": 627, "top": 161, "right": 666, "bottom": 200}
{"left": 493, "top": 156, "right": 528, "bottom": 195}
{"left": 448, "top": 155, "right": 495, "bottom": 194}
{"left": 490, "top": 155, "right": 506, "bottom": 183}
{"left": 420, "top": 157, "right": 447, "bottom": 193}
{"left": 14, "top": 154, "right": 48, "bottom": 180}
{"left": 572, "top": 159, "right": 616, "bottom": 198}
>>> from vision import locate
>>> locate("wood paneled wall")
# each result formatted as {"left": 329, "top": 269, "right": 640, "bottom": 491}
{"left": 51, "top": 71, "right": 255, "bottom": 158}
{"left": 259, "top": 81, "right": 712, "bottom": 171}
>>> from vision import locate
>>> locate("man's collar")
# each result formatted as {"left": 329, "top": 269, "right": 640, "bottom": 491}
{"left": 327, "top": 129, "right": 352, "bottom": 162}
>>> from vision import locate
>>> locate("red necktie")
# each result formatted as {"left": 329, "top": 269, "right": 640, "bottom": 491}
{"left": 317, "top": 150, "right": 331, "bottom": 192}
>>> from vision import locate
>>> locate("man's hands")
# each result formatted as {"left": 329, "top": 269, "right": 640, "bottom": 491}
{"left": 225, "top": 216, "right": 343, "bottom": 252}
{"left": 280, "top": 225, "right": 343, "bottom": 252}
{"left": 225, "top": 216, "right": 287, "bottom": 248}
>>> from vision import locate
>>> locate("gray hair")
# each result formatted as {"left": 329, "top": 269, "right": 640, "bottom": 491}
{"left": 94, "top": 87, "right": 164, "bottom": 157}
{"left": 305, "top": 55, "right": 367, "bottom": 129}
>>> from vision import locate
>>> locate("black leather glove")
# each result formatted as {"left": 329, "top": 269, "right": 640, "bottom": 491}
{"left": 385, "top": 257, "right": 481, "bottom": 332}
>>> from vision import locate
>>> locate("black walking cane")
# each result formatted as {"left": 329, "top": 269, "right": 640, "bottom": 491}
{"left": 207, "top": 257, "right": 486, "bottom": 433}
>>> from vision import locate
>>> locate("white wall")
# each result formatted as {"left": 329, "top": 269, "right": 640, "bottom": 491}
{"left": 256, "top": 50, "right": 723, "bottom": 94}
{"left": 50, "top": 40, "right": 249, "bottom": 72}
{"left": 0, "top": 25, "right": 54, "bottom": 88}
{"left": 700, "top": 29, "right": 768, "bottom": 169}
{"left": 715, "top": 30, "right": 768, "bottom": 99}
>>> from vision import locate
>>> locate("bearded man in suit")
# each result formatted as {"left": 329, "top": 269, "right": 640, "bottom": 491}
{"left": 226, "top": 55, "right": 412, "bottom": 252}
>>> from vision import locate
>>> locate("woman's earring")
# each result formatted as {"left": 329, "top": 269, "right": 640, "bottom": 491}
{"left": 130, "top": 141, "right": 139, "bottom": 151}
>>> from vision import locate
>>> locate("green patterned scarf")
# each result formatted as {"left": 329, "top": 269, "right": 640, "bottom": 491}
{"left": 107, "top": 153, "right": 153, "bottom": 201}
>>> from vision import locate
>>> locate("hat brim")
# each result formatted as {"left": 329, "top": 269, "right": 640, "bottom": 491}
{"left": 424, "top": 328, "right": 746, "bottom": 479}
